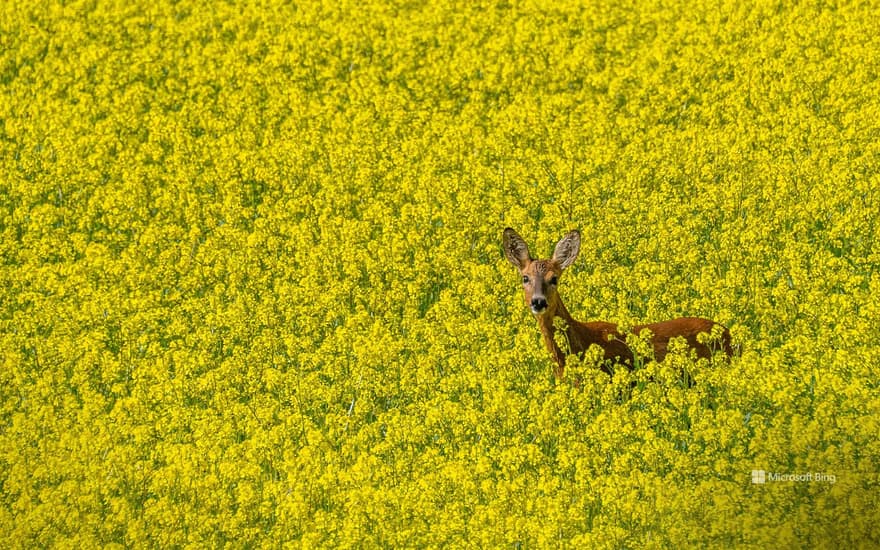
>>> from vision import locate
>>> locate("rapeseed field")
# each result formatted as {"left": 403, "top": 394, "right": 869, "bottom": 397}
{"left": 2, "top": 0, "right": 879, "bottom": 546}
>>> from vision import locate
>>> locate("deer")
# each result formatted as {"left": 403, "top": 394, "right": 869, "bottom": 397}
{"left": 502, "top": 228, "right": 734, "bottom": 381}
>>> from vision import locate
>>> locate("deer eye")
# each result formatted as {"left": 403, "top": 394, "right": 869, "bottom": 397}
{"left": 548, "top": 276, "right": 558, "bottom": 286}
{"left": 522, "top": 276, "right": 530, "bottom": 284}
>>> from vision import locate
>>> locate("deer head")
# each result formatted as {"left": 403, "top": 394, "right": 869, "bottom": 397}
{"left": 503, "top": 228, "right": 581, "bottom": 316}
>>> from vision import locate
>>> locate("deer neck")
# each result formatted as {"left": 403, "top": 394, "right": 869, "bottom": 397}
{"left": 534, "top": 294, "right": 582, "bottom": 375}
{"left": 536, "top": 295, "right": 577, "bottom": 334}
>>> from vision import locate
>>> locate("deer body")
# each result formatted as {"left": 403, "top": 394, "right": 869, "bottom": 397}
{"left": 503, "top": 228, "right": 733, "bottom": 379}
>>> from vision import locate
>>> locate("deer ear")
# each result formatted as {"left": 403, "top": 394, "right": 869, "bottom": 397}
{"left": 552, "top": 230, "right": 581, "bottom": 269}
{"left": 502, "top": 228, "right": 531, "bottom": 269}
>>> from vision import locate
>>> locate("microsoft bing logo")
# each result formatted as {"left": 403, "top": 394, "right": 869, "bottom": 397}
{"left": 750, "top": 469, "right": 835, "bottom": 484}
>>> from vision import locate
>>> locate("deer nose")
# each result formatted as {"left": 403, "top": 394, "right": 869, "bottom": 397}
{"left": 530, "top": 297, "right": 547, "bottom": 312}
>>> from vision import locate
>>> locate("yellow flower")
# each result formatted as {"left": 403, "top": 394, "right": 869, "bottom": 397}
{"left": 2, "top": 0, "right": 879, "bottom": 546}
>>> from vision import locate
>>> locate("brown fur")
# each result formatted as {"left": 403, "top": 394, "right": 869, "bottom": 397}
{"left": 503, "top": 228, "right": 734, "bottom": 379}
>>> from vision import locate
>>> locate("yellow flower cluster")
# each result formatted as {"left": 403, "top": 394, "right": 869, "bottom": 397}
{"left": 2, "top": 0, "right": 879, "bottom": 546}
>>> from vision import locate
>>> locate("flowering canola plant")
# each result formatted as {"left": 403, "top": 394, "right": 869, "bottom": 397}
{"left": 2, "top": 0, "right": 879, "bottom": 547}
